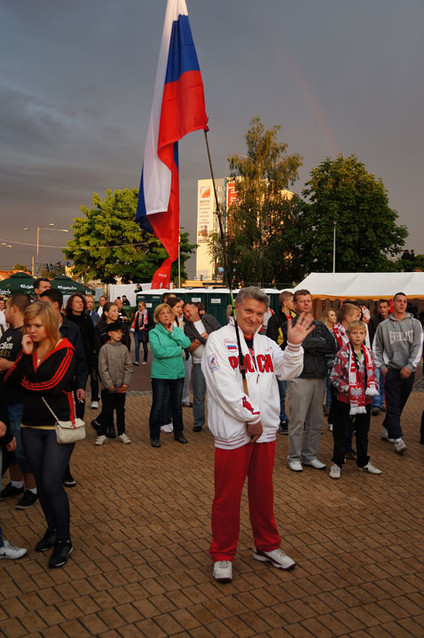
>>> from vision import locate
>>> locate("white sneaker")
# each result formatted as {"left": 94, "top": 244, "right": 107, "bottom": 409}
{"left": 213, "top": 560, "right": 233, "bottom": 583}
{"left": 358, "top": 462, "right": 382, "bottom": 475}
{"left": 133, "top": 361, "right": 140, "bottom": 366}
{"left": 253, "top": 547, "right": 296, "bottom": 571}
{"left": 90, "top": 401, "right": 99, "bottom": 409}
{"left": 303, "top": 458, "right": 326, "bottom": 470}
{"left": 95, "top": 435, "right": 107, "bottom": 446}
{"left": 329, "top": 464, "right": 341, "bottom": 479}
{"left": 0, "top": 540, "right": 27, "bottom": 560}
{"left": 288, "top": 460, "right": 303, "bottom": 472}
{"left": 141, "top": 362, "right": 147, "bottom": 366}
{"left": 381, "top": 428, "right": 395, "bottom": 443}
{"left": 119, "top": 433, "right": 131, "bottom": 444}
{"left": 394, "top": 438, "right": 407, "bottom": 454}
{"left": 327, "top": 423, "right": 333, "bottom": 432}
{"left": 160, "top": 423, "right": 174, "bottom": 433}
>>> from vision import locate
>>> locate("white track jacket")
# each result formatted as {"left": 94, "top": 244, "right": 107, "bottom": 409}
{"left": 201, "top": 323, "right": 304, "bottom": 449}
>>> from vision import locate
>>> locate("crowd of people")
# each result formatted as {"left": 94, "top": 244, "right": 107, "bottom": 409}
{"left": 0, "top": 280, "right": 423, "bottom": 586}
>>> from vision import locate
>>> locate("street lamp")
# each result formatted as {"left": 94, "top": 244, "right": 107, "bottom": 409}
{"left": 178, "top": 227, "right": 184, "bottom": 288}
{"left": 24, "top": 224, "right": 69, "bottom": 275}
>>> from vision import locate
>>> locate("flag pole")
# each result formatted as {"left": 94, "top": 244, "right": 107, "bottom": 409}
{"left": 203, "top": 129, "right": 248, "bottom": 392}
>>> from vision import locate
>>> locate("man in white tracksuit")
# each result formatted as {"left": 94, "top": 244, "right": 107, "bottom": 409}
{"left": 202, "top": 287, "right": 314, "bottom": 583}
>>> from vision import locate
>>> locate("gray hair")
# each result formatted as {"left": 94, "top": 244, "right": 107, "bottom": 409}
{"left": 235, "top": 286, "right": 269, "bottom": 309}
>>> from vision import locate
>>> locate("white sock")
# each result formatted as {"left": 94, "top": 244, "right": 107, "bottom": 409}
{"left": 27, "top": 488, "right": 37, "bottom": 495}
{"left": 11, "top": 481, "right": 23, "bottom": 489}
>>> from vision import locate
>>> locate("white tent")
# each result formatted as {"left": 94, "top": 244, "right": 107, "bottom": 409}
{"left": 293, "top": 272, "right": 424, "bottom": 300}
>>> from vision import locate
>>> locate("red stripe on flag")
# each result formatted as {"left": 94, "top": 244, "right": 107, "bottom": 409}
{"left": 159, "top": 71, "right": 208, "bottom": 148}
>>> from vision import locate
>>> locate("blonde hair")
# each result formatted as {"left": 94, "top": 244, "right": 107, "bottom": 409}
{"left": 24, "top": 301, "right": 60, "bottom": 352}
{"left": 347, "top": 320, "right": 367, "bottom": 334}
{"left": 153, "top": 303, "right": 172, "bottom": 324}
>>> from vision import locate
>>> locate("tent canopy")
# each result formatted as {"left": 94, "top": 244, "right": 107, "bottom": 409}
{"left": 50, "top": 275, "right": 93, "bottom": 295}
{"left": 0, "top": 271, "right": 35, "bottom": 296}
{"left": 293, "top": 272, "right": 424, "bottom": 300}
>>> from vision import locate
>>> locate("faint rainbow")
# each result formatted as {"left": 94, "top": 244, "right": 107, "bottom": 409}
{"left": 285, "top": 50, "right": 339, "bottom": 158}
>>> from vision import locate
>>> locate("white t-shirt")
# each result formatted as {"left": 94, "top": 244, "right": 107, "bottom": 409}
{"left": 191, "top": 319, "right": 206, "bottom": 363}
{"left": 0, "top": 310, "right": 6, "bottom": 335}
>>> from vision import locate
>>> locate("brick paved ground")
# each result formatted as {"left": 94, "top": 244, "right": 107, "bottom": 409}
{"left": 1, "top": 387, "right": 423, "bottom": 638}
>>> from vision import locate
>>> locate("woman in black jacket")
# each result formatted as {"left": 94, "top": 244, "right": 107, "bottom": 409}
{"left": 6, "top": 301, "right": 76, "bottom": 568}
{"left": 95, "top": 302, "right": 131, "bottom": 353}
{"left": 65, "top": 294, "right": 95, "bottom": 419}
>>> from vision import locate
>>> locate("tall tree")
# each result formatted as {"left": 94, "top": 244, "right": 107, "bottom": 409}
{"left": 64, "top": 189, "right": 195, "bottom": 283}
{"left": 210, "top": 116, "right": 303, "bottom": 287}
{"left": 289, "top": 155, "right": 408, "bottom": 278}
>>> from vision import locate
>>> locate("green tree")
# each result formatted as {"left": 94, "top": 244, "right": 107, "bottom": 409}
{"left": 64, "top": 189, "right": 195, "bottom": 283}
{"left": 210, "top": 116, "right": 303, "bottom": 287}
{"left": 13, "top": 263, "right": 30, "bottom": 273}
{"left": 289, "top": 155, "right": 408, "bottom": 278}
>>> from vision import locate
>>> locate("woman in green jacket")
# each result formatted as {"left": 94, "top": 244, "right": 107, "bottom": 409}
{"left": 148, "top": 304, "right": 191, "bottom": 448}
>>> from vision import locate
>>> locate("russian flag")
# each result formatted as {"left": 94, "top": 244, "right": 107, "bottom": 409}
{"left": 136, "top": 0, "right": 208, "bottom": 289}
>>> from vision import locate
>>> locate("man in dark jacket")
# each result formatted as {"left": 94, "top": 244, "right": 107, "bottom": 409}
{"left": 266, "top": 291, "right": 295, "bottom": 434}
{"left": 183, "top": 302, "right": 221, "bottom": 432}
{"left": 285, "top": 290, "right": 336, "bottom": 472}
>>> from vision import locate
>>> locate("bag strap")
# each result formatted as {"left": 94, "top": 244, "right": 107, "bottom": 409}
{"left": 41, "top": 396, "right": 60, "bottom": 422}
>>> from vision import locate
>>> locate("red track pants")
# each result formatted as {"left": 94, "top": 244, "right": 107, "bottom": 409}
{"left": 209, "top": 440, "right": 281, "bottom": 562}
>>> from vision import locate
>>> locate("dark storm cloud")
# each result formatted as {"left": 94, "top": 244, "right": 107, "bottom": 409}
{"left": 0, "top": 0, "right": 423, "bottom": 272}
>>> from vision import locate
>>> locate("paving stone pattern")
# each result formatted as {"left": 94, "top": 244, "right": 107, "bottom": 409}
{"left": 1, "top": 388, "right": 423, "bottom": 637}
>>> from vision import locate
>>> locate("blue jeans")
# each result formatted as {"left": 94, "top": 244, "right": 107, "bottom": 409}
{"left": 7, "top": 403, "right": 32, "bottom": 474}
{"left": 277, "top": 379, "right": 288, "bottom": 422}
{"left": 149, "top": 378, "right": 184, "bottom": 440}
{"left": 372, "top": 369, "right": 385, "bottom": 409}
{"left": 192, "top": 363, "right": 206, "bottom": 428}
{"left": 134, "top": 331, "right": 148, "bottom": 363}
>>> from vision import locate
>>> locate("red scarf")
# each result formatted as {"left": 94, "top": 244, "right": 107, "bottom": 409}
{"left": 332, "top": 323, "right": 349, "bottom": 349}
{"left": 348, "top": 343, "right": 378, "bottom": 415}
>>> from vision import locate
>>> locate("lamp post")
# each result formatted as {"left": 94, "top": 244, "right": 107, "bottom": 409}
{"left": 178, "top": 227, "right": 184, "bottom": 288}
{"left": 332, "top": 221, "right": 337, "bottom": 273}
{"left": 24, "top": 224, "right": 69, "bottom": 275}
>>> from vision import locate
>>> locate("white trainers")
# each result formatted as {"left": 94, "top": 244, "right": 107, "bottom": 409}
{"left": 288, "top": 460, "right": 303, "bottom": 472}
{"left": 90, "top": 401, "right": 99, "bottom": 409}
{"left": 381, "top": 428, "right": 395, "bottom": 443}
{"left": 329, "top": 464, "right": 341, "bottom": 479}
{"left": 119, "top": 433, "right": 131, "bottom": 444}
{"left": 253, "top": 547, "right": 296, "bottom": 571}
{"left": 95, "top": 435, "right": 107, "bottom": 446}
{"left": 358, "top": 462, "right": 382, "bottom": 475}
{"left": 394, "top": 438, "right": 407, "bottom": 454}
{"left": 160, "top": 423, "right": 173, "bottom": 433}
{"left": 213, "top": 560, "right": 233, "bottom": 583}
{"left": 303, "top": 458, "right": 326, "bottom": 470}
{"left": 0, "top": 540, "right": 27, "bottom": 560}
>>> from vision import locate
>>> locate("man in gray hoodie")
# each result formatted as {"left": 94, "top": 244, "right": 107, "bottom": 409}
{"left": 373, "top": 292, "right": 423, "bottom": 453}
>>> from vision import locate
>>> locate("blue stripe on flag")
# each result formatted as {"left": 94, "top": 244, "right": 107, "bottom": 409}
{"left": 165, "top": 15, "right": 200, "bottom": 84}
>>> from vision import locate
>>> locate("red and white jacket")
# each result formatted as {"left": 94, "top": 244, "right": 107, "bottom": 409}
{"left": 201, "top": 323, "right": 304, "bottom": 449}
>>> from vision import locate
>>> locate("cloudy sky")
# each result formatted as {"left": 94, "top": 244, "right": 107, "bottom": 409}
{"left": 1, "top": 0, "right": 423, "bottom": 277}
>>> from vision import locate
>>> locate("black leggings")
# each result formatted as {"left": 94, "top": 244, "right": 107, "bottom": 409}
{"left": 22, "top": 428, "right": 74, "bottom": 542}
